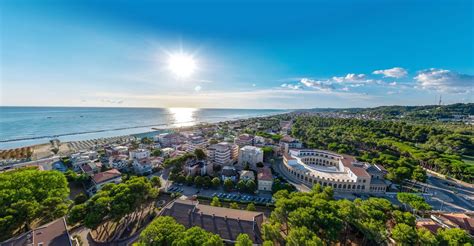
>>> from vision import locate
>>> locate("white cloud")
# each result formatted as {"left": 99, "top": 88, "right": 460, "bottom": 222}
{"left": 281, "top": 83, "right": 302, "bottom": 90}
{"left": 331, "top": 73, "right": 379, "bottom": 85}
{"left": 389, "top": 82, "right": 397, "bottom": 86}
{"left": 194, "top": 85, "right": 202, "bottom": 92}
{"left": 300, "top": 78, "right": 334, "bottom": 91}
{"left": 373, "top": 67, "right": 408, "bottom": 78}
{"left": 414, "top": 68, "right": 473, "bottom": 93}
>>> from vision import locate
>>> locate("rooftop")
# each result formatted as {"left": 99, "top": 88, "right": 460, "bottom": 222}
{"left": 92, "top": 169, "right": 121, "bottom": 184}
{"left": 257, "top": 167, "right": 272, "bottom": 181}
{"left": 161, "top": 200, "right": 264, "bottom": 243}
{"left": 2, "top": 217, "right": 71, "bottom": 246}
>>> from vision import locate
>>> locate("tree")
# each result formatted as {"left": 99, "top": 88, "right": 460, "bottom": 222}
{"left": 246, "top": 203, "right": 256, "bottom": 211}
{"left": 417, "top": 228, "right": 438, "bottom": 246}
{"left": 67, "top": 203, "right": 87, "bottom": 225}
{"left": 151, "top": 149, "right": 162, "bottom": 157}
{"left": 235, "top": 233, "right": 253, "bottom": 246}
{"left": 392, "top": 210, "right": 415, "bottom": 226}
{"left": 186, "top": 175, "right": 194, "bottom": 185}
{"left": 74, "top": 193, "right": 88, "bottom": 205}
{"left": 411, "top": 166, "right": 427, "bottom": 182}
{"left": 262, "top": 222, "right": 284, "bottom": 244}
{"left": 173, "top": 226, "right": 224, "bottom": 246}
{"left": 137, "top": 216, "right": 185, "bottom": 245}
{"left": 237, "top": 180, "right": 247, "bottom": 191}
{"left": 223, "top": 179, "right": 234, "bottom": 191}
{"left": 286, "top": 226, "right": 323, "bottom": 246}
{"left": 0, "top": 168, "right": 70, "bottom": 240}
{"left": 229, "top": 202, "right": 239, "bottom": 209}
{"left": 436, "top": 228, "right": 473, "bottom": 246}
{"left": 203, "top": 176, "right": 212, "bottom": 188}
{"left": 391, "top": 223, "right": 417, "bottom": 246}
{"left": 246, "top": 180, "right": 257, "bottom": 192}
{"left": 150, "top": 176, "right": 162, "bottom": 188}
{"left": 195, "top": 176, "right": 204, "bottom": 188}
{"left": 211, "top": 177, "right": 221, "bottom": 187}
{"left": 210, "top": 196, "right": 221, "bottom": 207}
{"left": 194, "top": 149, "right": 207, "bottom": 160}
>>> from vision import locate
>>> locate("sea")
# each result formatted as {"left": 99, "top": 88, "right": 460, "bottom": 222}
{"left": 0, "top": 107, "right": 288, "bottom": 150}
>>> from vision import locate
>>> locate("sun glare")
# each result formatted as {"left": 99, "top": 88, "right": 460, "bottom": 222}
{"left": 168, "top": 107, "right": 197, "bottom": 127}
{"left": 167, "top": 53, "right": 197, "bottom": 78}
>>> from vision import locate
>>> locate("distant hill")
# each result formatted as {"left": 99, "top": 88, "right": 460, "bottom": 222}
{"left": 300, "top": 103, "right": 474, "bottom": 121}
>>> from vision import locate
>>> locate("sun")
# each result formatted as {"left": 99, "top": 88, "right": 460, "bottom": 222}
{"left": 167, "top": 52, "right": 197, "bottom": 78}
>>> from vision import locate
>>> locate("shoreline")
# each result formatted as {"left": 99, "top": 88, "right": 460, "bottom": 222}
{"left": 0, "top": 111, "right": 290, "bottom": 151}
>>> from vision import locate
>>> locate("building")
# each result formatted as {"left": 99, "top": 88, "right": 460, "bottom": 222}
{"left": 184, "top": 159, "right": 212, "bottom": 176}
{"left": 70, "top": 151, "right": 99, "bottom": 171}
{"left": 239, "top": 170, "right": 255, "bottom": 181}
{"left": 221, "top": 166, "right": 238, "bottom": 182}
{"left": 279, "top": 135, "right": 303, "bottom": 154}
{"left": 161, "top": 199, "right": 264, "bottom": 244}
{"left": 238, "top": 146, "right": 264, "bottom": 170}
{"left": 431, "top": 212, "right": 474, "bottom": 235}
{"left": 257, "top": 167, "right": 273, "bottom": 191}
{"left": 105, "top": 145, "right": 129, "bottom": 157}
{"left": 282, "top": 149, "right": 388, "bottom": 193}
{"left": 2, "top": 217, "right": 72, "bottom": 246}
{"left": 80, "top": 161, "right": 102, "bottom": 175}
{"left": 129, "top": 149, "right": 150, "bottom": 160}
{"left": 207, "top": 142, "right": 238, "bottom": 166}
{"left": 234, "top": 134, "right": 254, "bottom": 147}
{"left": 132, "top": 158, "right": 153, "bottom": 175}
{"left": 187, "top": 134, "right": 208, "bottom": 152}
{"left": 108, "top": 154, "right": 129, "bottom": 171}
{"left": 253, "top": 136, "right": 266, "bottom": 147}
{"left": 161, "top": 147, "right": 175, "bottom": 157}
{"left": 157, "top": 133, "right": 186, "bottom": 147}
{"left": 88, "top": 169, "right": 122, "bottom": 195}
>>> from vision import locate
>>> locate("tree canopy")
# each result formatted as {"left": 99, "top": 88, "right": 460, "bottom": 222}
{"left": 0, "top": 168, "right": 70, "bottom": 240}
{"left": 291, "top": 116, "right": 474, "bottom": 182}
{"left": 136, "top": 216, "right": 224, "bottom": 246}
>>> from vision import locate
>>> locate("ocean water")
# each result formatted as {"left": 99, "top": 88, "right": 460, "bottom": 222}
{"left": 0, "top": 107, "right": 288, "bottom": 149}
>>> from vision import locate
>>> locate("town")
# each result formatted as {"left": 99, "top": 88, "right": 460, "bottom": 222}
{"left": 1, "top": 111, "right": 473, "bottom": 246}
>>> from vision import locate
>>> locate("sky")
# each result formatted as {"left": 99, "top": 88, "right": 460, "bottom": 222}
{"left": 0, "top": 0, "right": 473, "bottom": 109}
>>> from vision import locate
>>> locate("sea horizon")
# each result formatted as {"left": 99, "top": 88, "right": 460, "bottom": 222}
{"left": 0, "top": 106, "right": 289, "bottom": 149}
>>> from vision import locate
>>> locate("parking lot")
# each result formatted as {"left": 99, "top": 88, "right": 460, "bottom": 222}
{"left": 165, "top": 183, "right": 274, "bottom": 205}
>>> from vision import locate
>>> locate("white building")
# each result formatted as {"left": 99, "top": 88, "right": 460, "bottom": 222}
{"left": 207, "top": 142, "right": 238, "bottom": 166}
{"left": 282, "top": 149, "right": 388, "bottom": 193}
{"left": 129, "top": 149, "right": 151, "bottom": 160}
{"left": 238, "top": 146, "right": 264, "bottom": 170}
{"left": 132, "top": 158, "right": 153, "bottom": 175}
{"left": 253, "top": 136, "right": 266, "bottom": 147}
{"left": 257, "top": 167, "right": 273, "bottom": 191}
{"left": 70, "top": 151, "right": 99, "bottom": 171}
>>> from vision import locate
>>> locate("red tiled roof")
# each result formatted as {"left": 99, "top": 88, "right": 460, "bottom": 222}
{"left": 416, "top": 220, "right": 442, "bottom": 234}
{"left": 258, "top": 167, "right": 272, "bottom": 181}
{"left": 437, "top": 213, "right": 474, "bottom": 234}
{"left": 92, "top": 169, "right": 121, "bottom": 184}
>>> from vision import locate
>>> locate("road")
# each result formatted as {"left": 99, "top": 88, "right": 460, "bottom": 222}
{"left": 272, "top": 158, "right": 311, "bottom": 192}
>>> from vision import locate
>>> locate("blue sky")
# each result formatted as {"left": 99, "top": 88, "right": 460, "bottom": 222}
{"left": 1, "top": 0, "right": 473, "bottom": 109}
